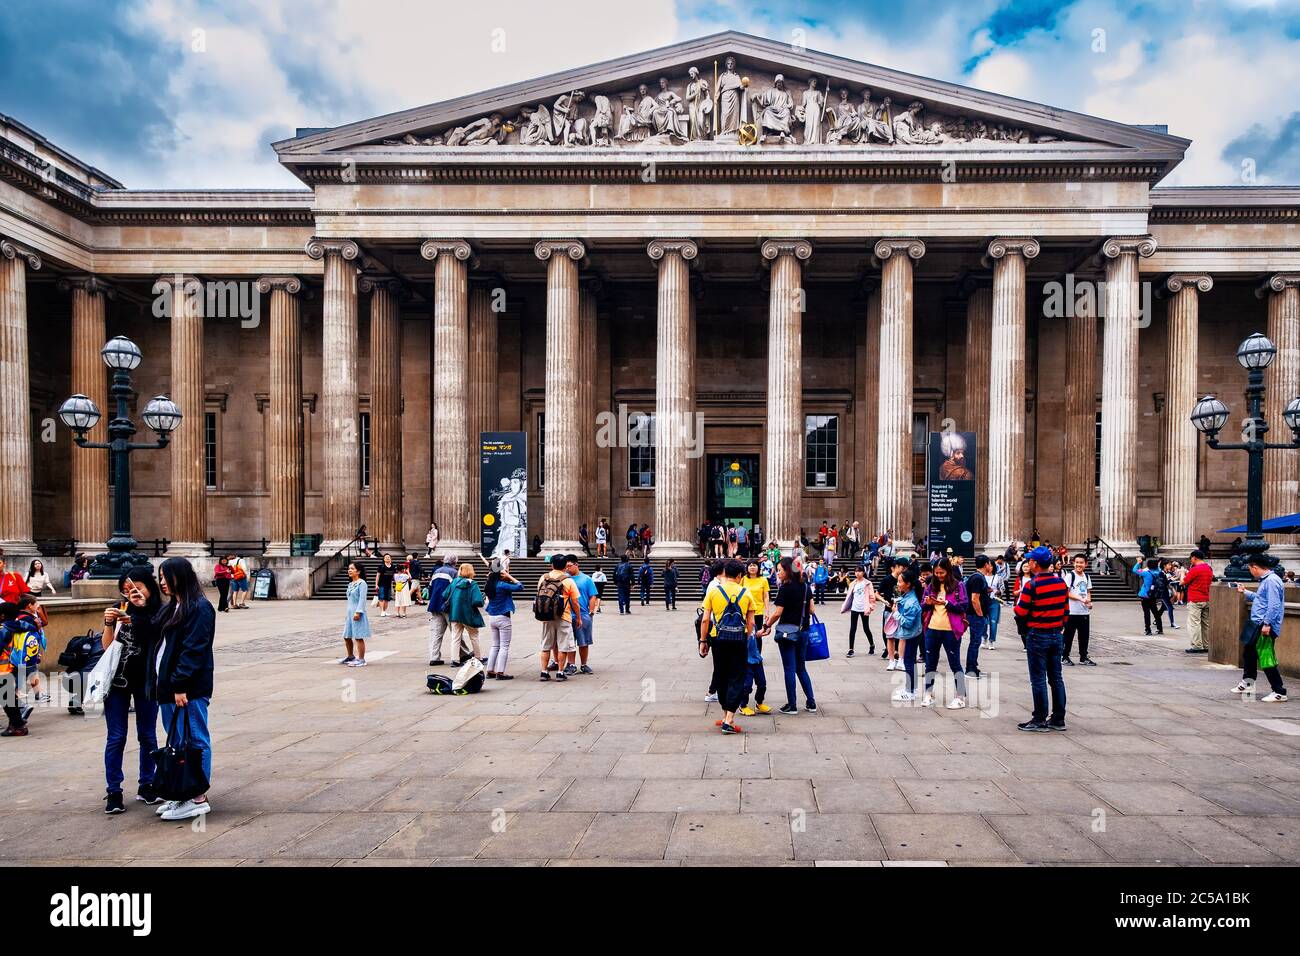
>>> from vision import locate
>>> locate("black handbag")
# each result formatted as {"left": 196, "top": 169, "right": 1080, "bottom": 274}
{"left": 151, "top": 705, "right": 210, "bottom": 802}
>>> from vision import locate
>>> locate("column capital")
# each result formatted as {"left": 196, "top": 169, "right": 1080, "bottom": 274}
{"left": 357, "top": 275, "right": 401, "bottom": 296}
{"left": 256, "top": 275, "right": 304, "bottom": 296}
{"left": 0, "top": 237, "right": 41, "bottom": 271}
{"left": 1165, "top": 273, "right": 1213, "bottom": 294}
{"left": 1258, "top": 273, "right": 1300, "bottom": 298}
{"left": 304, "top": 237, "right": 360, "bottom": 261}
{"left": 872, "top": 238, "right": 925, "bottom": 262}
{"left": 1101, "top": 235, "right": 1157, "bottom": 259}
{"left": 986, "top": 237, "right": 1040, "bottom": 260}
{"left": 57, "top": 274, "right": 115, "bottom": 297}
{"left": 534, "top": 239, "right": 586, "bottom": 262}
{"left": 647, "top": 239, "right": 699, "bottom": 261}
{"left": 761, "top": 238, "right": 812, "bottom": 262}
{"left": 421, "top": 239, "right": 474, "bottom": 262}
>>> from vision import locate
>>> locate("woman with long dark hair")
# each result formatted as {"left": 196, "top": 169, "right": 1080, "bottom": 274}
{"left": 149, "top": 557, "right": 216, "bottom": 821}
{"left": 100, "top": 569, "right": 163, "bottom": 814}
{"left": 760, "top": 557, "right": 816, "bottom": 715}
{"left": 212, "top": 555, "right": 232, "bottom": 613}
{"left": 920, "top": 557, "right": 969, "bottom": 709}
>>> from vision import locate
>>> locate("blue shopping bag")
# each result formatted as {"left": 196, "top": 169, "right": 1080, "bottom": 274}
{"left": 747, "top": 635, "right": 763, "bottom": 665}
{"left": 803, "top": 614, "right": 830, "bottom": 661}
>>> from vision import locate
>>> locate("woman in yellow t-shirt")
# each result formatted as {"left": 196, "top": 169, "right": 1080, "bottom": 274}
{"left": 739, "top": 561, "right": 771, "bottom": 716}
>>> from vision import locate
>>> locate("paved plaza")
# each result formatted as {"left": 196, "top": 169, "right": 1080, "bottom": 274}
{"left": 2, "top": 597, "right": 1298, "bottom": 867}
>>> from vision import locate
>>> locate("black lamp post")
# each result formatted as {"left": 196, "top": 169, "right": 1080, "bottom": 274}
{"left": 1190, "top": 331, "right": 1300, "bottom": 583}
{"left": 58, "top": 335, "right": 182, "bottom": 579}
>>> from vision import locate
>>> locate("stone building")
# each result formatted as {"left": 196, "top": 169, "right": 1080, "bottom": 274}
{"left": 2, "top": 32, "right": 1298, "bottom": 587}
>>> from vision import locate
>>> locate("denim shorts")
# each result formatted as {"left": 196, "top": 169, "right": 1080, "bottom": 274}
{"left": 575, "top": 618, "right": 594, "bottom": 647}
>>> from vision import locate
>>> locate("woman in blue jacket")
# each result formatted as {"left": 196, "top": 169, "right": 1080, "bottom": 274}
{"left": 484, "top": 568, "right": 523, "bottom": 680}
{"left": 889, "top": 570, "right": 925, "bottom": 702}
{"left": 149, "top": 557, "right": 216, "bottom": 822}
{"left": 447, "top": 564, "right": 486, "bottom": 664}
{"left": 340, "top": 560, "right": 370, "bottom": 667}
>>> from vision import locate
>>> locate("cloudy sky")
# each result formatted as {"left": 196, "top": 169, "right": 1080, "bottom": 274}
{"left": 2, "top": 0, "right": 1297, "bottom": 188}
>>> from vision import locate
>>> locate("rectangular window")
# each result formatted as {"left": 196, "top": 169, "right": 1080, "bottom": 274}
{"left": 912, "top": 413, "right": 928, "bottom": 486}
{"left": 359, "top": 412, "right": 371, "bottom": 490}
{"left": 1095, "top": 410, "right": 1102, "bottom": 489}
{"left": 628, "top": 413, "right": 655, "bottom": 489}
{"left": 537, "top": 412, "right": 545, "bottom": 488}
{"left": 804, "top": 414, "right": 838, "bottom": 489}
{"left": 203, "top": 412, "right": 217, "bottom": 490}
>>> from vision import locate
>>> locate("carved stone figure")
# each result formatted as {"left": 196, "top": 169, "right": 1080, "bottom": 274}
{"left": 826, "top": 88, "right": 860, "bottom": 145}
{"left": 617, "top": 83, "right": 657, "bottom": 141}
{"left": 892, "top": 101, "right": 927, "bottom": 145}
{"left": 519, "top": 103, "right": 554, "bottom": 146}
{"left": 716, "top": 56, "right": 743, "bottom": 136}
{"left": 753, "top": 73, "right": 795, "bottom": 144}
{"left": 589, "top": 94, "right": 614, "bottom": 147}
{"left": 795, "top": 77, "right": 826, "bottom": 145}
{"left": 859, "top": 90, "right": 892, "bottom": 144}
{"left": 652, "top": 77, "right": 688, "bottom": 140}
{"left": 445, "top": 113, "right": 505, "bottom": 147}
{"left": 684, "top": 66, "right": 713, "bottom": 140}
{"left": 552, "top": 91, "right": 586, "bottom": 145}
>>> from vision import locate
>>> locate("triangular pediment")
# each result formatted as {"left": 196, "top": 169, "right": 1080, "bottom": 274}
{"left": 275, "top": 31, "right": 1186, "bottom": 173}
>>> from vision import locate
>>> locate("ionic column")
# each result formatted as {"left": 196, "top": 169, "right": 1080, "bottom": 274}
{"left": 468, "top": 277, "right": 500, "bottom": 546}
{"left": 985, "top": 238, "right": 1039, "bottom": 552}
{"left": 762, "top": 239, "right": 812, "bottom": 550}
{"left": 363, "top": 277, "right": 403, "bottom": 551}
{"left": 0, "top": 238, "right": 39, "bottom": 553}
{"left": 422, "top": 240, "right": 475, "bottom": 553}
{"left": 61, "top": 276, "right": 112, "bottom": 551}
{"left": 1062, "top": 281, "right": 1099, "bottom": 549}
{"left": 874, "top": 239, "right": 925, "bottom": 552}
{"left": 258, "top": 276, "right": 304, "bottom": 557}
{"left": 1098, "top": 236, "right": 1156, "bottom": 553}
{"left": 305, "top": 238, "right": 361, "bottom": 553}
{"left": 157, "top": 274, "right": 207, "bottom": 555}
{"left": 1162, "top": 274, "right": 1213, "bottom": 553}
{"left": 856, "top": 283, "right": 881, "bottom": 535}
{"left": 1261, "top": 274, "right": 1300, "bottom": 547}
{"left": 648, "top": 240, "right": 699, "bottom": 557}
{"left": 963, "top": 281, "right": 992, "bottom": 548}
{"left": 578, "top": 276, "right": 600, "bottom": 524}
{"left": 535, "top": 240, "right": 585, "bottom": 553}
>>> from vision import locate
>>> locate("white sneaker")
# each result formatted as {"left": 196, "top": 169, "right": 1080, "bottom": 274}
{"left": 922, "top": 694, "right": 934, "bottom": 707}
{"left": 1231, "top": 681, "right": 1252, "bottom": 694}
{"left": 155, "top": 800, "right": 178, "bottom": 817}
{"left": 946, "top": 697, "right": 967, "bottom": 710}
{"left": 348, "top": 658, "right": 368, "bottom": 667}
{"left": 1261, "top": 692, "right": 1288, "bottom": 702}
{"left": 891, "top": 689, "right": 916, "bottom": 702}
{"left": 161, "top": 799, "right": 211, "bottom": 821}
{"left": 704, "top": 692, "right": 718, "bottom": 702}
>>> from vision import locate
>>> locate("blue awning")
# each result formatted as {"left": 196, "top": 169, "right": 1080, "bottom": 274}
{"left": 1218, "top": 513, "right": 1300, "bottom": 534}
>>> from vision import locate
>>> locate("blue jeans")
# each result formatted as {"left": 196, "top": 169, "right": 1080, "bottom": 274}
{"left": 1025, "top": 629, "right": 1067, "bottom": 725}
{"left": 104, "top": 685, "right": 158, "bottom": 794}
{"left": 901, "top": 634, "right": 921, "bottom": 693}
{"left": 965, "top": 615, "right": 987, "bottom": 673}
{"left": 639, "top": 583, "right": 650, "bottom": 605}
{"left": 775, "top": 625, "right": 814, "bottom": 707}
{"left": 617, "top": 584, "right": 631, "bottom": 613}
{"left": 664, "top": 586, "right": 677, "bottom": 609}
{"left": 159, "top": 698, "right": 213, "bottom": 786}
{"left": 987, "top": 601, "right": 1001, "bottom": 644}
{"left": 923, "top": 628, "right": 968, "bottom": 698}
{"left": 745, "top": 635, "right": 767, "bottom": 705}
{"left": 814, "top": 583, "right": 826, "bottom": 604}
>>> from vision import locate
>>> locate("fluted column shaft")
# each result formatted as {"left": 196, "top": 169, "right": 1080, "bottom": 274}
{"left": 762, "top": 240, "right": 812, "bottom": 549}
{"left": 306, "top": 239, "right": 361, "bottom": 552}
{"left": 964, "top": 285, "right": 992, "bottom": 548}
{"left": 1163, "top": 275, "right": 1211, "bottom": 551}
{"left": 1099, "top": 236, "right": 1156, "bottom": 552}
{"left": 163, "top": 275, "right": 207, "bottom": 554}
{"left": 260, "top": 277, "right": 304, "bottom": 556}
{"left": 67, "top": 278, "right": 110, "bottom": 550}
{"left": 1263, "top": 275, "right": 1300, "bottom": 543}
{"left": 649, "top": 240, "right": 698, "bottom": 556}
{"left": 536, "top": 240, "right": 585, "bottom": 552}
{"left": 875, "top": 240, "right": 924, "bottom": 550}
{"left": 1062, "top": 289, "right": 1099, "bottom": 548}
{"left": 578, "top": 282, "right": 598, "bottom": 528}
{"left": 859, "top": 288, "right": 881, "bottom": 534}
{"left": 468, "top": 282, "right": 499, "bottom": 547}
{"left": 986, "top": 239, "right": 1038, "bottom": 550}
{"left": 422, "top": 240, "right": 474, "bottom": 552}
{"left": 0, "top": 240, "right": 38, "bottom": 552}
{"left": 368, "top": 280, "right": 403, "bottom": 550}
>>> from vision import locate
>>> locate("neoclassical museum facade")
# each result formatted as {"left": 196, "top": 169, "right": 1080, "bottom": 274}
{"left": 2, "top": 32, "right": 1298, "bottom": 578}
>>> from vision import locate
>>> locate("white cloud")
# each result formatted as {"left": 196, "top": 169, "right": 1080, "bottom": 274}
{"left": 968, "top": 51, "right": 1033, "bottom": 98}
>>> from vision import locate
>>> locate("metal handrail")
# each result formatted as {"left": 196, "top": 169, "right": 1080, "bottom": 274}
{"left": 308, "top": 531, "right": 376, "bottom": 596}
{"left": 1092, "top": 536, "right": 1140, "bottom": 591}
{"left": 206, "top": 538, "right": 270, "bottom": 556}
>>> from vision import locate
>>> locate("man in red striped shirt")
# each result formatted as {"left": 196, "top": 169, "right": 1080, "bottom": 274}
{"left": 1013, "top": 546, "right": 1068, "bottom": 732}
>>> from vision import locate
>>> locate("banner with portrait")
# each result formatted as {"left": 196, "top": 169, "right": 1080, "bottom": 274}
{"left": 480, "top": 432, "right": 528, "bottom": 558}
{"left": 927, "top": 431, "right": 977, "bottom": 558}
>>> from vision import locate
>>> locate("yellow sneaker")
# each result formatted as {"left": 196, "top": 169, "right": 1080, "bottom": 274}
{"left": 754, "top": 703, "right": 772, "bottom": 714}
{"left": 738, "top": 706, "right": 756, "bottom": 717}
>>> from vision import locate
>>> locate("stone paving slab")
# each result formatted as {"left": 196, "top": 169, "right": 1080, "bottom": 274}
{"left": 3, "top": 600, "right": 1299, "bottom": 865}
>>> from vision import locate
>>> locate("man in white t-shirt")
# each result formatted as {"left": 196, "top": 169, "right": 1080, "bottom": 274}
{"left": 1062, "top": 553, "right": 1094, "bottom": 666}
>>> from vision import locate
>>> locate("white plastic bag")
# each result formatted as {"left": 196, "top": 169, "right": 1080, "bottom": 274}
{"left": 83, "top": 638, "right": 123, "bottom": 707}
{"left": 452, "top": 656, "right": 485, "bottom": 691}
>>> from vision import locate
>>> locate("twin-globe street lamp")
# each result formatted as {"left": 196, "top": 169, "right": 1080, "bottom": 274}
{"left": 1190, "top": 331, "right": 1300, "bottom": 583}
{"left": 57, "top": 335, "right": 182, "bottom": 579}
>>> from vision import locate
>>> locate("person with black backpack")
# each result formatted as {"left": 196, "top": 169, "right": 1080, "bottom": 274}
{"left": 637, "top": 557, "right": 654, "bottom": 606}
{"left": 614, "top": 554, "right": 634, "bottom": 614}
{"left": 698, "top": 560, "right": 757, "bottom": 735}
{"left": 535, "top": 555, "right": 582, "bottom": 682}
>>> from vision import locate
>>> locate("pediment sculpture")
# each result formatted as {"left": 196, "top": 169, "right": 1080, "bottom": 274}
{"left": 381, "top": 57, "right": 1065, "bottom": 150}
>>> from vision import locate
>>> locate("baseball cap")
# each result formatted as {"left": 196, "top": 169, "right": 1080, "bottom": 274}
{"left": 1026, "top": 546, "right": 1053, "bottom": 565}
